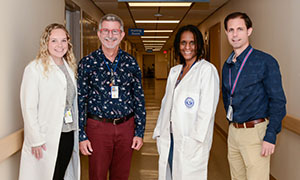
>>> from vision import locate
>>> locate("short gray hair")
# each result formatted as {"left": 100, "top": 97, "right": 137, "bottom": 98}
{"left": 99, "top": 14, "right": 124, "bottom": 32}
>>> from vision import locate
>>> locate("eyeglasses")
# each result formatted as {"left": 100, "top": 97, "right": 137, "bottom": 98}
{"left": 100, "top": 28, "right": 122, "bottom": 35}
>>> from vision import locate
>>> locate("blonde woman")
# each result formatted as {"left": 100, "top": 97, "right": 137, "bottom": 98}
{"left": 19, "top": 23, "right": 80, "bottom": 180}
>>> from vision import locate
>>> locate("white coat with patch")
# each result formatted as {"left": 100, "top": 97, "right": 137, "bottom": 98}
{"left": 19, "top": 57, "right": 80, "bottom": 180}
{"left": 153, "top": 60, "right": 219, "bottom": 180}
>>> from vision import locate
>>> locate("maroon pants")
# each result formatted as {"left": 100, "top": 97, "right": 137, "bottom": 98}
{"left": 86, "top": 117, "right": 135, "bottom": 180}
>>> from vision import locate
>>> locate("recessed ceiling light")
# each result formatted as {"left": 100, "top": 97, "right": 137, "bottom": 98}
{"left": 129, "top": 2, "right": 192, "bottom": 7}
{"left": 141, "top": 36, "right": 169, "bottom": 39}
{"left": 144, "top": 30, "right": 173, "bottom": 33}
{"left": 154, "top": 13, "right": 163, "bottom": 17}
{"left": 143, "top": 40, "right": 167, "bottom": 43}
{"left": 136, "top": 20, "right": 180, "bottom": 23}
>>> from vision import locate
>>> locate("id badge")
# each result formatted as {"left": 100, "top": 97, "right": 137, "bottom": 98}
{"left": 226, "top": 105, "right": 233, "bottom": 121}
{"left": 111, "top": 86, "right": 119, "bottom": 99}
{"left": 64, "top": 109, "right": 73, "bottom": 123}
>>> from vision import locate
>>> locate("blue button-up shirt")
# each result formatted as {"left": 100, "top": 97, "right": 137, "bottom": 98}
{"left": 77, "top": 48, "right": 146, "bottom": 142}
{"left": 222, "top": 45, "right": 286, "bottom": 144}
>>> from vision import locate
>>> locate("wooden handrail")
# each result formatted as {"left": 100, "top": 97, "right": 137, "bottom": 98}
{"left": 0, "top": 115, "right": 299, "bottom": 163}
{"left": 0, "top": 129, "right": 23, "bottom": 162}
{"left": 282, "top": 115, "right": 300, "bottom": 136}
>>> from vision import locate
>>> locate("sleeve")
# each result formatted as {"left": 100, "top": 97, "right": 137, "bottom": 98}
{"left": 20, "top": 64, "right": 46, "bottom": 147}
{"left": 192, "top": 64, "right": 220, "bottom": 143}
{"left": 152, "top": 70, "right": 172, "bottom": 139}
{"left": 77, "top": 58, "right": 89, "bottom": 142}
{"left": 222, "top": 63, "right": 229, "bottom": 112}
{"left": 131, "top": 59, "right": 146, "bottom": 138}
{"left": 263, "top": 57, "right": 286, "bottom": 144}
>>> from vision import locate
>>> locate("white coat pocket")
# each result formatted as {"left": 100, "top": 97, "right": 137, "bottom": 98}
{"left": 182, "top": 136, "right": 202, "bottom": 162}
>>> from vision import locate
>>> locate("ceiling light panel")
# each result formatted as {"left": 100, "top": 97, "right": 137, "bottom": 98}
{"left": 144, "top": 43, "right": 165, "bottom": 46}
{"left": 141, "top": 36, "right": 169, "bottom": 39}
{"left": 144, "top": 30, "right": 173, "bottom": 33}
{"left": 135, "top": 20, "right": 180, "bottom": 23}
{"left": 143, "top": 40, "right": 166, "bottom": 43}
{"left": 144, "top": 46, "right": 163, "bottom": 48}
{"left": 128, "top": 2, "right": 192, "bottom": 7}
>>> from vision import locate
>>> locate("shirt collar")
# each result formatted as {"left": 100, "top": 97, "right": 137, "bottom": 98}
{"left": 98, "top": 47, "right": 123, "bottom": 62}
{"left": 226, "top": 45, "right": 252, "bottom": 64}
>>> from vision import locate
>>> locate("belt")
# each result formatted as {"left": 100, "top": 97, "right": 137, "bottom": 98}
{"left": 232, "top": 118, "right": 265, "bottom": 128}
{"left": 87, "top": 112, "right": 134, "bottom": 125}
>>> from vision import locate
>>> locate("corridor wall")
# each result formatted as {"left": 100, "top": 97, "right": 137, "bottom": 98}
{"left": 0, "top": 0, "right": 102, "bottom": 179}
{"left": 198, "top": 0, "right": 300, "bottom": 179}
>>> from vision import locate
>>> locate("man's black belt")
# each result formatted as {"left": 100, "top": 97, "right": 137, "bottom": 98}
{"left": 87, "top": 112, "right": 134, "bottom": 125}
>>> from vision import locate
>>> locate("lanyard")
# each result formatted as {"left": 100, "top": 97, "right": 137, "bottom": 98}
{"left": 102, "top": 50, "right": 121, "bottom": 75}
{"left": 175, "top": 60, "right": 197, "bottom": 87}
{"left": 229, "top": 48, "right": 253, "bottom": 96}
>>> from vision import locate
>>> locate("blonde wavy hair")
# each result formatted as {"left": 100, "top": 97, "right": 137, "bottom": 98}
{"left": 36, "top": 23, "right": 77, "bottom": 76}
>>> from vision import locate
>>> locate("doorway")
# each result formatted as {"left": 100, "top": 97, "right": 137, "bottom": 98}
{"left": 143, "top": 55, "right": 155, "bottom": 78}
{"left": 65, "top": 0, "right": 81, "bottom": 61}
{"left": 209, "top": 22, "right": 221, "bottom": 74}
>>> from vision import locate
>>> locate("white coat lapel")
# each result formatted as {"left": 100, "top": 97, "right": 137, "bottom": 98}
{"left": 175, "top": 60, "right": 200, "bottom": 89}
{"left": 169, "top": 65, "right": 182, "bottom": 90}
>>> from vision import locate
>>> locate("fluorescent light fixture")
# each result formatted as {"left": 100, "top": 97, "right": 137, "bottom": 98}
{"left": 145, "top": 46, "right": 163, "bottom": 48}
{"left": 152, "top": 49, "right": 161, "bottom": 51}
{"left": 144, "top": 44, "right": 165, "bottom": 46}
{"left": 144, "top": 30, "right": 173, "bottom": 33}
{"left": 143, "top": 40, "right": 166, "bottom": 43}
{"left": 136, "top": 20, "right": 180, "bottom": 23}
{"left": 144, "top": 44, "right": 163, "bottom": 47}
{"left": 141, "top": 36, "right": 169, "bottom": 39}
{"left": 128, "top": 2, "right": 192, "bottom": 7}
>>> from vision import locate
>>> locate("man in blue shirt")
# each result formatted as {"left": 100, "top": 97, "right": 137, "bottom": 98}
{"left": 77, "top": 14, "right": 146, "bottom": 180}
{"left": 222, "top": 12, "right": 286, "bottom": 180}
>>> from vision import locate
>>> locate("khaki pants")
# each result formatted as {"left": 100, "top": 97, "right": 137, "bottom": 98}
{"left": 227, "top": 120, "right": 270, "bottom": 180}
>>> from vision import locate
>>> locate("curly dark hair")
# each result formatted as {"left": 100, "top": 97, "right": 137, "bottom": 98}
{"left": 174, "top": 25, "right": 205, "bottom": 64}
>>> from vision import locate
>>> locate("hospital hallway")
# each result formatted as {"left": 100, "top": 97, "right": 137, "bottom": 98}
{"left": 2, "top": 0, "right": 300, "bottom": 180}
{"left": 80, "top": 78, "right": 231, "bottom": 180}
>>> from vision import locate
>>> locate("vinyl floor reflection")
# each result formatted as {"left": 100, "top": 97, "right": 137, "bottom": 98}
{"left": 80, "top": 78, "right": 231, "bottom": 180}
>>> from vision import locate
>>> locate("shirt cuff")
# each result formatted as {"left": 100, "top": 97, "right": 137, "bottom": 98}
{"left": 263, "top": 131, "right": 276, "bottom": 144}
{"left": 79, "top": 130, "right": 88, "bottom": 142}
{"left": 135, "top": 128, "right": 144, "bottom": 138}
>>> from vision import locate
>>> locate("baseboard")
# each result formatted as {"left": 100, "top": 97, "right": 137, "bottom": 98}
{"left": 270, "top": 174, "right": 277, "bottom": 180}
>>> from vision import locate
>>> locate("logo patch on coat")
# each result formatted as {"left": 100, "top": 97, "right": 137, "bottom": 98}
{"left": 184, "top": 97, "right": 194, "bottom": 108}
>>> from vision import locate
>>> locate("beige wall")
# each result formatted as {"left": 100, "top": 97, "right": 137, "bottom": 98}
{"left": 155, "top": 52, "right": 168, "bottom": 79}
{"left": 198, "top": 0, "right": 300, "bottom": 179}
{"left": 0, "top": 0, "right": 102, "bottom": 179}
{"left": 0, "top": 0, "right": 64, "bottom": 179}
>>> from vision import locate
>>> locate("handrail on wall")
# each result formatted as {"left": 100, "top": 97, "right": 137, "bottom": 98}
{"left": 0, "top": 129, "right": 23, "bottom": 162}
{"left": 0, "top": 115, "right": 299, "bottom": 163}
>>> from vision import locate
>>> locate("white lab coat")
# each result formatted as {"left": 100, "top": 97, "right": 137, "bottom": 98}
{"left": 19, "top": 57, "right": 80, "bottom": 180}
{"left": 153, "top": 59, "right": 219, "bottom": 180}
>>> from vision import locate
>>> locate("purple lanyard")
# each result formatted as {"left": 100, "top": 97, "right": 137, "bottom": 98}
{"left": 229, "top": 48, "right": 253, "bottom": 96}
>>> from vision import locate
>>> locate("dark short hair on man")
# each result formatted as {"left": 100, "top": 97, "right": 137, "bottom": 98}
{"left": 174, "top": 25, "right": 205, "bottom": 64}
{"left": 224, "top": 12, "right": 252, "bottom": 30}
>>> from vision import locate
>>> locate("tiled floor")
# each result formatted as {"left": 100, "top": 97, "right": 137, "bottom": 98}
{"left": 80, "top": 78, "right": 231, "bottom": 180}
